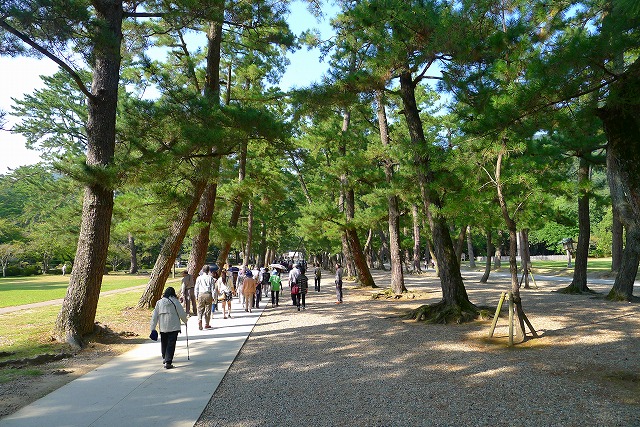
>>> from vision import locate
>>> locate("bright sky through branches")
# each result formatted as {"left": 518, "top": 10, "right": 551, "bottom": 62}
{"left": 0, "top": 1, "right": 335, "bottom": 174}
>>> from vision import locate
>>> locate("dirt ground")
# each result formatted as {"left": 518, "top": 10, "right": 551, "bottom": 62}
{"left": 0, "top": 308, "right": 150, "bottom": 418}
{"left": 1, "top": 268, "right": 638, "bottom": 422}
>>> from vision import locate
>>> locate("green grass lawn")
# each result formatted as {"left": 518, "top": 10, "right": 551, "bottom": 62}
{"left": 0, "top": 288, "right": 150, "bottom": 375}
{"left": 0, "top": 273, "right": 156, "bottom": 308}
{"left": 529, "top": 258, "right": 614, "bottom": 276}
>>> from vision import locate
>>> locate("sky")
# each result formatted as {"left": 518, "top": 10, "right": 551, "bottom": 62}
{"left": 0, "top": 1, "right": 336, "bottom": 174}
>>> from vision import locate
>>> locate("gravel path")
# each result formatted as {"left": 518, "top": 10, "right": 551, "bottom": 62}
{"left": 195, "top": 270, "right": 640, "bottom": 427}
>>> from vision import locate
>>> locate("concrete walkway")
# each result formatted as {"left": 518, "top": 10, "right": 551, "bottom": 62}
{"left": 0, "top": 300, "right": 264, "bottom": 427}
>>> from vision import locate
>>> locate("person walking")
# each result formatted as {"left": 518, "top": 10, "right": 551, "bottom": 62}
{"left": 288, "top": 264, "right": 301, "bottom": 306}
{"left": 254, "top": 268, "right": 262, "bottom": 309}
{"left": 150, "top": 287, "right": 188, "bottom": 369}
{"left": 335, "top": 263, "right": 343, "bottom": 304}
{"left": 269, "top": 269, "right": 281, "bottom": 307}
{"left": 237, "top": 267, "right": 247, "bottom": 307}
{"left": 216, "top": 269, "right": 234, "bottom": 319}
{"left": 297, "top": 267, "right": 309, "bottom": 310}
{"left": 242, "top": 270, "right": 258, "bottom": 313}
{"left": 180, "top": 269, "right": 197, "bottom": 316}
{"left": 313, "top": 263, "right": 321, "bottom": 292}
{"left": 261, "top": 267, "right": 271, "bottom": 299}
{"left": 195, "top": 265, "right": 215, "bottom": 330}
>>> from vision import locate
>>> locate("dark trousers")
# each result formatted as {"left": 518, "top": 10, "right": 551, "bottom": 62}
{"left": 314, "top": 277, "right": 320, "bottom": 291}
{"left": 298, "top": 292, "right": 306, "bottom": 308}
{"left": 291, "top": 291, "right": 297, "bottom": 305}
{"left": 336, "top": 282, "right": 343, "bottom": 302}
{"left": 160, "top": 330, "right": 180, "bottom": 364}
{"left": 271, "top": 290, "right": 280, "bottom": 306}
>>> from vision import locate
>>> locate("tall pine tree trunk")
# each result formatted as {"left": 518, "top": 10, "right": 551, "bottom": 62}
{"left": 128, "top": 233, "right": 138, "bottom": 274}
{"left": 217, "top": 139, "right": 247, "bottom": 267}
{"left": 377, "top": 91, "right": 404, "bottom": 292}
{"left": 519, "top": 229, "right": 531, "bottom": 289}
{"left": 466, "top": 225, "right": 476, "bottom": 268}
{"left": 562, "top": 157, "right": 593, "bottom": 293}
{"left": 597, "top": 57, "right": 640, "bottom": 301}
{"left": 412, "top": 204, "right": 422, "bottom": 273}
{"left": 480, "top": 229, "right": 492, "bottom": 283}
{"left": 611, "top": 204, "right": 623, "bottom": 273}
{"left": 186, "top": 168, "right": 219, "bottom": 276}
{"left": 399, "top": 70, "right": 474, "bottom": 321}
{"left": 137, "top": 179, "right": 208, "bottom": 308}
{"left": 339, "top": 109, "right": 375, "bottom": 287}
{"left": 55, "top": 0, "right": 123, "bottom": 347}
{"left": 244, "top": 200, "right": 254, "bottom": 266}
{"left": 187, "top": 14, "right": 223, "bottom": 275}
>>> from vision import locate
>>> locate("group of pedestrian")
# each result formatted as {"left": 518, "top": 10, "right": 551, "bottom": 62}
{"left": 151, "top": 261, "right": 346, "bottom": 368}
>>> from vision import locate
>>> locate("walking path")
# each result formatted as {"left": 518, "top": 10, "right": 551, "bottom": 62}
{"left": 0, "top": 300, "right": 264, "bottom": 427}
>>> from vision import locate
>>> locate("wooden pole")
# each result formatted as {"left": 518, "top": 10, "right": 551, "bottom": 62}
{"left": 488, "top": 292, "right": 507, "bottom": 338}
{"left": 508, "top": 292, "right": 514, "bottom": 347}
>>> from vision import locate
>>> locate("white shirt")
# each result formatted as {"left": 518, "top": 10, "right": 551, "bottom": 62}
{"left": 195, "top": 274, "right": 214, "bottom": 299}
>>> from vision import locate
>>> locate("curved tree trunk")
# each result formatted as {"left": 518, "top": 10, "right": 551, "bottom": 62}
{"left": 608, "top": 227, "right": 640, "bottom": 300}
{"left": 54, "top": 0, "right": 123, "bottom": 347}
{"left": 480, "top": 229, "right": 493, "bottom": 283}
{"left": 186, "top": 170, "right": 219, "bottom": 276}
{"left": 496, "top": 148, "right": 534, "bottom": 344}
{"left": 598, "top": 57, "right": 640, "bottom": 301}
{"left": 187, "top": 14, "right": 223, "bottom": 275}
{"left": 217, "top": 139, "right": 247, "bottom": 267}
{"left": 398, "top": 70, "right": 473, "bottom": 320}
{"left": 137, "top": 179, "right": 208, "bottom": 309}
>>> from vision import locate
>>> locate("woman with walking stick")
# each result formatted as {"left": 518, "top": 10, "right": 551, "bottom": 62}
{"left": 150, "top": 287, "right": 188, "bottom": 369}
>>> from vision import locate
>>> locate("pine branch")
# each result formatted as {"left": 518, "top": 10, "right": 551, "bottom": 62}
{"left": 0, "top": 19, "right": 94, "bottom": 101}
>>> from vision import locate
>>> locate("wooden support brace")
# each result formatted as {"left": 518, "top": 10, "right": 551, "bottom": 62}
{"left": 488, "top": 292, "right": 507, "bottom": 338}
{"left": 508, "top": 292, "right": 514, "bottom": 347}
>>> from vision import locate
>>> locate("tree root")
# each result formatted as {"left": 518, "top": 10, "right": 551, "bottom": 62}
{"left": 556, "top": 284, "right": 598, "bottom": 295}
{"left": 403, "top": 299, "right": 480, "bottom": 324}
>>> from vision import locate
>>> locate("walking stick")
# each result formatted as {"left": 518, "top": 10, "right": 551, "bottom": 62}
{"left": 184, "top": 321, "right": 190, "bottom": 361}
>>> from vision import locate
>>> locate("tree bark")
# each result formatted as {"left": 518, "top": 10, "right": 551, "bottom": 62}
{"left": 244, "top": 200, "right": 254, "bottom": 266}
{"left": 128, "top": 233, "right": 138, "bottom": 274}
{"left": 339, "top": 108, "right": 375, "bottom": 286}
{"left": 55, "top": 0, "right": 123, "bottom": 347}
{"left": 216, "top": 139, "right": 247, "bottom": 267}
{"left": 563, "top": 157, "right": 593, "bottom": 293}
{"left": 398, "top": 70, "right": 473, "bottom": 317}
{"left": 597, "top": 57, "right": 640, "bottom": 301}
{"left": 454, "top": 226, "right": 466, "bottom": 262}
{"left": 137, "top": 179, "right": 208, "bottom": 308}
{"left": 519, "top": 229, "right": 531, "bottom": 289}
{"left": 412, "top": 204, "right": 422, "bottom": 273}
{"left": 480, "top": 229, "right": 492, "bottom": 283}
{"left": 466, "top": 225, "right": 476, "bottom": 268}
{"left": 187, "top": 12, "right": 223, "bottom": 275}
{"left": 377, "top": 91, "right": 405, "bottom": 292}
{"left": 611, "top": 204, "right": 623, "bottom": 273}
{"left": 186, "top": 163, "right": 219, "bottom": 276}
{"left": 496, "top": 149, "right": 529, "bottom": 343}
